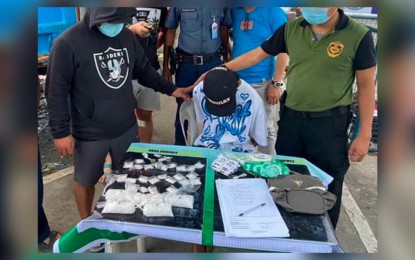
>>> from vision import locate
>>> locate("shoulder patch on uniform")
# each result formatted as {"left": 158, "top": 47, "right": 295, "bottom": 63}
{"left": 327, "top": 41, "right": 344, "bottom": 58}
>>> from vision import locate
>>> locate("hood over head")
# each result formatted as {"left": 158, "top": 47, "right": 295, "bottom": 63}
{"left": 86, "top": 7, "right": 136, "bottom": 30}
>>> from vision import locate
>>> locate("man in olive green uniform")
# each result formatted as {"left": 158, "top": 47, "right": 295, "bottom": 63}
{"left": 216, "top": 7, "right": 377, "bottom": 228}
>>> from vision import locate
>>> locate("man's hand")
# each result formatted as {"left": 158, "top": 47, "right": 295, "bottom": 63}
{"left": 171, "top": 86, "right": 194, "bottom": 101}
{"left": 163, "top": 66, "right": 172, "bottom": 81}
{"left": 267, "top": 85, "right": 281, "bottom": 105}
{"left": 193, "top": 71, "right": 209, "bottom": 88}
{"left": 128, "top": 21, "right": 153, "bottom": 37}
{"left": 348, "top": 134, "right": 371, "bottom": 162}
{"left": 54, "top": 135, "right": 74, "bottom": 157}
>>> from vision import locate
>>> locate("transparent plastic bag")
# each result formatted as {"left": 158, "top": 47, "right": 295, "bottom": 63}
{"left": 186, "top": 172, "right": 199, "bottom": 180}
{"left": 242, "top": 159, "right": 290, "bottom": 178}
{"left": 102, "top": 200, "right": 136, "bottom": 214}
{"left": 125, "top": 182, "right": 140, "bottom": 193}
{"left": 123, "top": 161, "right": 134, "bottom": 169}
{"left": 141, "top": 202, "right": 174, "bottom": 217}
{"left": 126, "top": 192, "right": 148, "bottom": 206}
{"left": 148, "top": 186, "right": 159, "bottom": 195}
{"left": 148, "top": 177, "right": 160, "bottom": 185}
{"left": 164, "top": 194, "right": 194, "bottom": 209}
{"left": 104, "top": 189, "right": 128, "bottom": 202}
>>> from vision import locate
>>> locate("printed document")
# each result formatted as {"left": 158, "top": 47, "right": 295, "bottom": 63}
{"left": 216, "top": 178, "right": 290, "bottom": 237}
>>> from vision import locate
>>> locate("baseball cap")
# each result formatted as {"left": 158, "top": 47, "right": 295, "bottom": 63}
{"left": 203, "top": 67, "right": 239, "bottom": 117}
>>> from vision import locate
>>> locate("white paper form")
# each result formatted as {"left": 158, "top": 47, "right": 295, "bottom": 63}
{"left": 216, "top": 178, "right": 290, "bottom": 238}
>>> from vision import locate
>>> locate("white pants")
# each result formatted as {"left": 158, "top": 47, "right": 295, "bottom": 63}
{"left": 250, "top": 80, "right": 280, "bottom": 155}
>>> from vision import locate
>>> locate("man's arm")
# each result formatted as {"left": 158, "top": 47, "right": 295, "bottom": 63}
{"left": 128, "top": 21, "right": 152, "bottom": 37}
{"left": 157, "top": 26, "right": 166, "bottom": 49}
{"left": 267, "top": 53, "right": 289, "bottom": 105}
{"left": 219, "top": 25, "right": 230, "bottom": 62}
{"left": 132, "top": 37, "right": 191, "bottom": 100}
{"left": 224, "top": 47, "right": 270, "bottom": 72}
{"left": 192, "top": 25, "right": 286, "bottom": 88}
{"left": 162, "top": 7, "right": 179, "bottom": 80}
{"left": 272, "top": 53, "right": 288, "bottom": 82}
{"left": 157, "top": 8, "right": 169, "bottom": 49}
{"left": 348, "top": 30, "right": 377, "bottom": 162}
{"left": 45, "top": 38, "right": 75, "bottom": 156}
{"left": 133, "top": 37, "right": 175, "bottom": 94}
{"left": 348, "top": 66, "right": 376, "bottom": 162}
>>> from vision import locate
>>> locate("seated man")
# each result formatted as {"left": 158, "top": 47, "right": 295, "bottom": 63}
{"left": 193, "top": 67, "right": 268, "bottom": 152}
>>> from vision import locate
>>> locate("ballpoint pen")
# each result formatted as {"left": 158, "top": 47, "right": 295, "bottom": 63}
{"left": 238, "top": 203, "right": 266, "bottom": 217}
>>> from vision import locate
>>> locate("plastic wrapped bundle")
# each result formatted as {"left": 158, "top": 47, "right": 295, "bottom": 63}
{"left": 142, "top": 202, "right": 174, "bottom": 217}
{"left": 123, "top": 161, "right": 134, "bottom": 169}
{"left": 126, "top": 192, "right": 148, "bottom": 206}
{"left": 102, "top": 200, "right": 136, "bottom": 214}
{"left": 104, "top": 189, "right": 128, "bottom": 202}
{"left": 186, "top": 172, "right": 199, "bottom": 180}
{"left": 164, "top": 194, "right": 194, "bottom": 209}
{"left": 242, "top": 159, "right": 290, "bottom": 178}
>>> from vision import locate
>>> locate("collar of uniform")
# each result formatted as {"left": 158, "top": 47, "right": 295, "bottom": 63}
{"left": 299, "top": 9, "right": 349, "bottom": 30}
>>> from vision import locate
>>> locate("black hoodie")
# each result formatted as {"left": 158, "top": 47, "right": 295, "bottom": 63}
{"left": 46, "top": 8, "right": 177, "bottom": 141}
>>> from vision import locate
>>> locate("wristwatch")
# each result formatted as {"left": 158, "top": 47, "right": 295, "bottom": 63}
{"left": 271, "top": 80, "right": 284, "bottom": 88}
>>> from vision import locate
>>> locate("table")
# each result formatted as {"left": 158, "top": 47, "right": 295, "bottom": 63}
{"left": 53, "top": 143, "right": 342, "bottom": 253}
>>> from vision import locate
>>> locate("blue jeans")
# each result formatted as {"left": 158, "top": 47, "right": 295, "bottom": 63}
{"left": 174, "top": 58, "right": 222, "bottom": 145}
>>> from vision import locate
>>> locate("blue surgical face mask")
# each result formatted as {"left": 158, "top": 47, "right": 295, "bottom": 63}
{"left": 98, "top": 22, "right": 124, "bottom": 37}
{"left": 301, "top": 8, "right": 330, "bottom": 25}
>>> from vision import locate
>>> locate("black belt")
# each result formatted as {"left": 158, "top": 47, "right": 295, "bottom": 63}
{"left": 177, "top": 51, "right": 221, "bottom": 65}
{"left": 285, "top": 106, "right": 350, "bottom": 119}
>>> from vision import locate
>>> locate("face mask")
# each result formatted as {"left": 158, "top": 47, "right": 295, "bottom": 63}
{"left": 301, "top": 8, "right": 331, "bottom": 25}
{"left": 98, "top": 22, "right": 124, "bottom": 37}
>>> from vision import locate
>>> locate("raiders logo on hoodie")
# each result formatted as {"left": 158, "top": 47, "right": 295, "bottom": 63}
{"left": 93, "top": 47, "right": 130, "bottom": 89}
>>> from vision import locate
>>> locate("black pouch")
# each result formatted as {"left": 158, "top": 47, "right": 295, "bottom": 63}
{"left": 272, "top": 188, "right": 336, "bottom": 215}
{"left": 270, "top": 173, "right": 337, "bottom": 215}
{"left": 169, "top": 47, "right": 177, "bottom": 75}
{"left": 279, "top": 91, "right": 288, "bottom": 116}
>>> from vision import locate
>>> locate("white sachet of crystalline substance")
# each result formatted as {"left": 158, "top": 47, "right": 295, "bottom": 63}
{"left": 164, "top": 194, "right": 194, "bottom": 209}
{"left": 141, "top": 202, "right": 174, "bottom": 217}
{"left": 102, "top": 200, "right": 136, "bottom": 214}
{"left": 104, "top": 189, "right": 128, "bottom": 202}
{"left": 126, "top": 192, "right": 148, "bottom": 206}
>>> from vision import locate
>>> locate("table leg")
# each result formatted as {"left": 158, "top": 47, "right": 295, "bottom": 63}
{"left": 136, "top": 237, "right": 146, "bottom": 252}
{"left": 103, "top": 237, "right": 146, "bottom": 253}
{"left": 105, "top": 242, "right": 121, "bottom": 253}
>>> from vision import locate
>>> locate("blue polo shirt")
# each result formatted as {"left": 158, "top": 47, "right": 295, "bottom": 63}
{"left": 164, "top": 7, "right": 232, "bottom": 54}
{"left": 231, "top": 7, "right": 287, "bottom": 83}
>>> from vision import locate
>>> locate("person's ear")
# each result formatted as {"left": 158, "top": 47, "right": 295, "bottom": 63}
{"left": 328, "top": 7, "right": 338, "bottom": 17}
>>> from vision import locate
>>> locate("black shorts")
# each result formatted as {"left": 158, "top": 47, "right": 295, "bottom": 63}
{"left": 74, "top": 125, "right": 138, "bottom": 187}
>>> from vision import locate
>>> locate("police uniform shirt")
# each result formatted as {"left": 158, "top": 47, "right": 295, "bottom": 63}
{"left": 164, "top": 7, "right": 232, "bottom": 54}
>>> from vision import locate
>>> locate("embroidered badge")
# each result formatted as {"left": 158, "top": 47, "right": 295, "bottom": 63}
{"left": 206, "top": 96, "right": 230, "bottom": 105}
{"left": 291, "top": 179, "right": 304, "bottom": 188}
{"left": 327, "top": 41, "right": 344, "bottom": 58}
